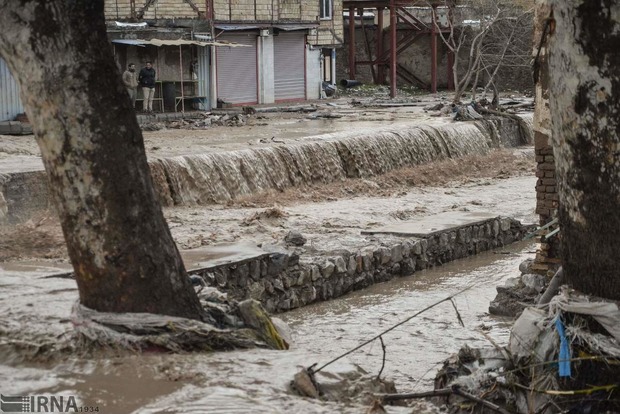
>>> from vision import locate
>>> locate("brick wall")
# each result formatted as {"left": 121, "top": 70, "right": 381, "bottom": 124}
{"left": 104, "top": 0, "right": 205, "bottom": 20}
{"left": 105, "top": 0, "right": 132, "bottom": 19}
{"left": 530, "top": 0, "right": 560, "bottom": 275}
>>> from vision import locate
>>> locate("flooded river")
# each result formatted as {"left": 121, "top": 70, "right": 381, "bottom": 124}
{"left": 0, "top": 240, "right": 533, "bottom": 413}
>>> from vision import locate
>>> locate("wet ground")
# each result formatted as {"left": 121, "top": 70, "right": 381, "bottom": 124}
{"left": 0, "top": 240, "right": 533, "bottom": 414}
{"left": 0, "top": 93, "right": 531, "bottom": 174}
{"left": 0, "top": 91, "right": 538, "bottom": 412}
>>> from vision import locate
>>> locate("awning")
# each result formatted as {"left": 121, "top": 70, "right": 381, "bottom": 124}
{"left": 274, "top": 24, "right": 318, "bottom": 31}
{"left": 111, "top": 38, "right": 249, "bottom": 47}
{"left": 214, "top": 25, "right": 260, "bottom": 31}
{"left": 214, "top": 24, "right": 318, "bottom": 31}
{"left": 114, "top": 21, "right": 148, "bottom": 28}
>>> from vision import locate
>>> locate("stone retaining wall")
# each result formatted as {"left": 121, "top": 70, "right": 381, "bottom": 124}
{"left": 190, "top": 216, "right": 532, "bottom": 313}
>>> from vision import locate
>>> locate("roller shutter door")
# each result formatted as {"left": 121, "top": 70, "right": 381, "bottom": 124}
{"left": 274, "top": 32, "right": 306, "bottom": 101}
{"left": 217, "top": 33, "right": 258, "bottom": 105}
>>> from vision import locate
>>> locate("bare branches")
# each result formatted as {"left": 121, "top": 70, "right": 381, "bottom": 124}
{"left": 430, "top": 0, "right": 533, "bottom": 102}
{"left": 381, "top": 385, "right": 513, "bottom": 414}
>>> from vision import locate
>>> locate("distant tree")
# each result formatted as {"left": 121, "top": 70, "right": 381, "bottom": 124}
{"left": 548, "top": 1, "right": 620, "bottom": 300}
{"left": 0, "top": 0, "right": 205, "bottom": 319}
{"left": 431, "top": 0, "right": 533, "bottom": 102}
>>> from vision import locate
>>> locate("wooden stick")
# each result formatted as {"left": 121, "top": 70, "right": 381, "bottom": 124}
{"left": 381, "top": 386, "right": 513, "bottom": 414}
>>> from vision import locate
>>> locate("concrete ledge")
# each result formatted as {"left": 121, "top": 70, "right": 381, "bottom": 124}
{"left": 37, "top": 214, "right": 534, "bottom": 313}
{"left": 361, "top": 211, "right": 499, "bottom": 238}
{"left": 0, "top": 121, "right": 32, "bottom": 135}
{"left": 189, "top": 215, "right": 534, "bottom": 313}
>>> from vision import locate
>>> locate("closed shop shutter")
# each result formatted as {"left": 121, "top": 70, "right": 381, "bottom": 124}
{"left": 217, "top": 33, "right": 258, "bottom": 105}
{"left": 274, "top": 32, "right": 306, "bottom": 101}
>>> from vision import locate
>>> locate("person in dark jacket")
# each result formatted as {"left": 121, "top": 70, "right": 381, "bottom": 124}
{"left": 138, "top": 62, "right": 156, "bottom": 113}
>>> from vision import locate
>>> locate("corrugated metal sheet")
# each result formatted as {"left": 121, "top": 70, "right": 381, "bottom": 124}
{"left": 274, "top": 32, "right": 306, "bottom": 101}
{"left": 0, "top": 57, "right": 24, "bottom": 122}
{"left": 216, "top": 33, "right": 258, "bottom": 105}
{"left": 197, "top": 46, "right": 211, "bottom": 111}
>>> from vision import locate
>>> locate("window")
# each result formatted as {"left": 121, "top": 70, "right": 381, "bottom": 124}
{"left": 320, "top": 0, "right": 332, "bottom": 20}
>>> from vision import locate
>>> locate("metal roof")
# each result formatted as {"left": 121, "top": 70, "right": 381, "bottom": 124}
{"left": 111, "top": 38, "right": 248, "bottom": 47}
{"left": 214, "top": 23, "right": 317, "bottom": 31}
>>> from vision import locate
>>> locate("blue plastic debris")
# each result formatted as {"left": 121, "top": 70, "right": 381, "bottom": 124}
{"left": 555, "top": 317, "right": 571, "bottom": 377}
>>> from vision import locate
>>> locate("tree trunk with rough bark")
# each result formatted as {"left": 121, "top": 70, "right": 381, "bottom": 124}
{"left": 0, "top": 0, "right": 205, "bottom": 320}
{"left": 548, "top": 1, "right": 620, "bottom": 300}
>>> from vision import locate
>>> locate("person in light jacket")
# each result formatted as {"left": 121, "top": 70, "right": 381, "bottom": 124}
{"left": 122, "top": 63, "right": 138, "bottom": 109}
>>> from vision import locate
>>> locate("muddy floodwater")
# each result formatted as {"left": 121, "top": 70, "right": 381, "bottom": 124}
{"left": 0, "top": 241, "right": 533, "bottom": 413}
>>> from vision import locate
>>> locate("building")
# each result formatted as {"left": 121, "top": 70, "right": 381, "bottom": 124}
{"left": 0, "top": 0, "right": 344, "bottom": 121}
{"left": 107, "top": 0, "right": 343, "bottom": 107}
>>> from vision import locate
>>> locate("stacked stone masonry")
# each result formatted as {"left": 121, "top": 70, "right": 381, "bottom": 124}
{"left": 191, "top": 217, "right": 532, "bottom": 313}
{"left": 533, "top": 144, "right": 560, "bottom": 274}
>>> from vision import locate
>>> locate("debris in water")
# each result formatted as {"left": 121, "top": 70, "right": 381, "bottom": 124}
{"left": 284, "top": 230, "right": 307, "bottom": 247}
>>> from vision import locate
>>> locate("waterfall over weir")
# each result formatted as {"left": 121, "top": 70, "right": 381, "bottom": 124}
{"left": 150, "top": 116, "right": 532, "bottom": 207}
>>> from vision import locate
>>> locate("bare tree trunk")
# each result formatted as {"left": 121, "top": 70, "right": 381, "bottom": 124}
{"left": 548, "top": 1, "right": 620, "bottom": 300}
{"left": 0, "top": 0, "right": 205, "bottom": 319}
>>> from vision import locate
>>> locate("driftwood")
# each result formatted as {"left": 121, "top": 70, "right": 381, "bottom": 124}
{"left": 478, "top": 107, "right": 533, "bottom": 144}
{"left": 381, "top": 385, "right": 512, "bottom": 414}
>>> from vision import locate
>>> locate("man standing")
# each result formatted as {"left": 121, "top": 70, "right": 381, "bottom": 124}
{"left": 138, "top": 61, "right": 156, "bottom": 113}
{"left": 122, "top": 63, "right": 138, "bottom": 109}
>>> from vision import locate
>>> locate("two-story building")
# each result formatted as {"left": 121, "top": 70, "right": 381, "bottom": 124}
{"left": 0, "top": 0, "right": 344, "bottom": 121}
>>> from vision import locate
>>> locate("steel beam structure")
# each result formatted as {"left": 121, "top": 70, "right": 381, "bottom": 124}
{"left": 343, "top": 0, "right": 456, "bottom": 96}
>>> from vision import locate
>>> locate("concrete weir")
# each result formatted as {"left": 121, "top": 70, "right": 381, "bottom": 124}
{"left": 0, "top": 115, "right": 532, "bottom": 223}
{"left": 188, "top": 212, "right": 534, "bottom": 313}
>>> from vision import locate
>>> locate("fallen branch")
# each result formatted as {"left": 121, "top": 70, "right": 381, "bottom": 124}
{"left": 309, "top": 285, "right": 474, "bottom": 374}
{"left": 376, "top": 336, "right": 387, "bottom": 380}
{"left": 381, "top": 385, "right": 512, "bottom": 414}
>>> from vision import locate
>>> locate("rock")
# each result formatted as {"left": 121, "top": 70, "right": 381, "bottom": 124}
{"left": 248, "top": 281, "right": 265, "bottom": 300}
{"left": 522, "top": 273, "right": 547, "bottom": 293}
{"left": 333, "top": 256, "right": 347, "bottom": 273}
{"left": 501, "top": 277, "right": 520, "bottom": 289}
{"left": 519, "top": 259, "right": 534, "bottom": 274}
{"left": 347, "top": 256, "right": 357, "bottom": 275}
{"left": 238, "top": 300, "right": 288, "bottom": 350}
{"left": 271, "top": 317, "right": 293, "bottom": 347}
{"left": 310, "top": 265, "right": 321, "bottom": 281}
{"left": 412, "top": 241, "right": 422, "bottom": 255}
{"left": 500, "top": 218, "right": 512, "bottom": 232}
{"left": 321, "top": 260, "right": 335, "bottom": 278}
{"left": 285, "top": 231, "right": 307, "bottom": 246}
{"left": 390, "top": 244, "right": 403, "bottom": 263}
{"left": 292, "top": 369, "right": 319, "bottom": 398}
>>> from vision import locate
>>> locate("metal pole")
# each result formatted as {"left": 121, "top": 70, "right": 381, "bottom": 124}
{"left": 430, "top": 6, "right": 438, "bottom": 93}
{"left": 389, "top": 0, "right": 396, "bottom": 98}
{"left": 377, "top": 7, "right": 384, "bottom": 84}
{"left": 331, "top": 48, "right": 337, "bottom": 85}
{"left": 179, "top": 45, "right": 185, "bottom": 112}
{"left": 348, "top": 6, "right": 356, "bottom": 79}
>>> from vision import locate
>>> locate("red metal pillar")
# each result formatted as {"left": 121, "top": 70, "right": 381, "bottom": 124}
{"left": 348, "top": 6, "right": 356, "bottom": 79}
{"left": 389, "top": 0, "right": 397, "bottom": 98}
{"left": 377, "top": 7, "right": 384, "bottom": 84}
{"left": 430, "top": 6, "right": 438, "bottom": 93}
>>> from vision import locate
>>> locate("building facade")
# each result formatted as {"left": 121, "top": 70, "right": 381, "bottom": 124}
{"left": 0, "top": 0, "right": 344, "bottom": 121}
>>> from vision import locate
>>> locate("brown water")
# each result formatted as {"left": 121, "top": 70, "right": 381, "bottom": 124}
{"left": 152, "top": 119, "right": 511, "bottom": 206}
{"left": 0, "top": 241, "right": 533, "bottom": 413}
